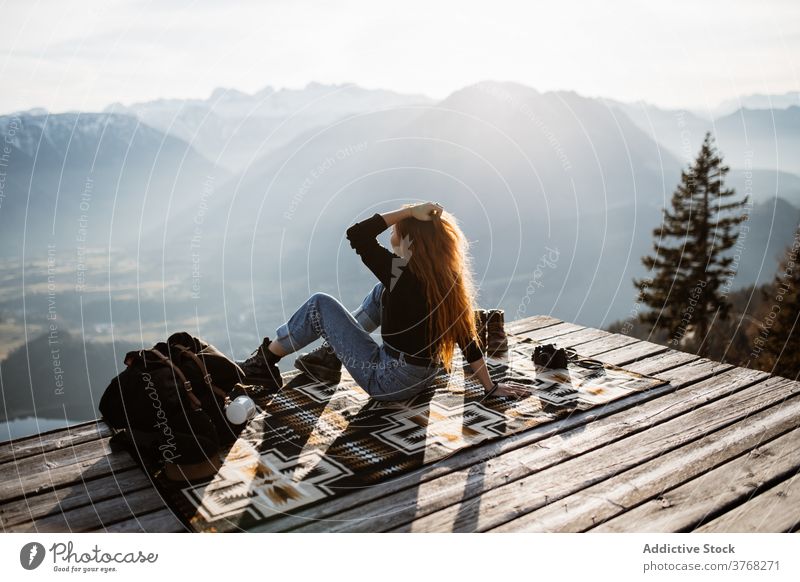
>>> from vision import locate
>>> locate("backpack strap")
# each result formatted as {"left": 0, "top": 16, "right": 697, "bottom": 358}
{"left": 149, "top": 348, "right": 203, "bottom": 411}
{"left": 172, "top": 344, "right": 229, "bottom": 399}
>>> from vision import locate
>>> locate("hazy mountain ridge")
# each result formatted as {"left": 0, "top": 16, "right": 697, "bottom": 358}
{"left": 0, "top": 111, "right": 230, "bottom": 259}
{"left": 105, "top": 82, "right": 435, "bottom": 173}
{"left": 605, "top": 98, "right": 800, "bottom": 179}
{"left": 714, "top": 91, "right": 800, "bottom": 117}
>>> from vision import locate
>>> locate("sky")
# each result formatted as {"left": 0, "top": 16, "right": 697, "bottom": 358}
{"left": 1, "top": 0, "right": 798, "bottom": 115}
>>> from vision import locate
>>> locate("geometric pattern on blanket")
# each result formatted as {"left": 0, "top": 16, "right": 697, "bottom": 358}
{"left": 159, "top": 335, "right": 666, "bottom": 532}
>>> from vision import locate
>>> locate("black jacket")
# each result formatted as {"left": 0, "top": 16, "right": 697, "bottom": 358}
{"left": 346, "top": 213, "right": 483, "bottom": 363}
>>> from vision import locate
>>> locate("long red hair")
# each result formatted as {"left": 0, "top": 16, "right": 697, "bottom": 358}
{"left": 394, "top": 206, "right": 480, "bottom": 372}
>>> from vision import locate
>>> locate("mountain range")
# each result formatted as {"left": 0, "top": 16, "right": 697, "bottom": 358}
{"left": 105, "top": 82, "right": 434, "bottom": 173}
{"left": 1, "top": 81, "right": 799, "bottom": 424}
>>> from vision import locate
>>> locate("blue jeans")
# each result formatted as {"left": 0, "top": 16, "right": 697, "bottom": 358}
{"left": 273, "top": 282, "right": 442, "bottom": 401}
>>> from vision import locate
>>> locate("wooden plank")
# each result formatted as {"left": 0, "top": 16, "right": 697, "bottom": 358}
{"left": 386, "top": 371, "right": 788, "bottom": 533}
{"left": 520, "top": 322, "right": 585, "bottom": 342}
{"left": 545, "top": 326, "right": 615, "bottom": 347}
{"left": 0, "top": 421, "right": 111, "bottom": 465}
{"left": 491, "top": 391, "right": 800, "bottom": 532}
{"left": 571, "top": 333, "right": 640, "bottom": 357}
{"left": 252, "top": 352, "right": 725, "bottom": 532}
{"left": 0, "top": 439, "right": 137, "bottom": 502}
{"left": 7, "top": 486, "right": 171, "bottom": 533}
{"left": 647, "top": 356, "right": 732, "bottom": 384}
{"left": 694, "top": 472, "right": 800, "bottom": 533}
{"left": 592, "top": 427, "right": 800, "bottom": 532}
{"left": 520, "top": 326, "right": 610, "bottom": 350}
{"left": 1, "top": 436, "right": 114, "bottom": 489}
{"left": 0, "top": 468, "right": 154, "bottom": 528}
{"left": 628, "top": 350, "right": 699, "bottom": 377}
{"left": 101, "top": 508, "right": 187, "bottom": 533}
{"left": 280, "top": 361, "right": 760, "bottom": 532}
{"left": 595, "top": 340, "right": 671, "bottom": 367}
{"left": 505, "top": 315, "right": 562, "bottom": 334}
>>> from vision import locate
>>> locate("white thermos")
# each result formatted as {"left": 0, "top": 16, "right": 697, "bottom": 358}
{"left": 225, "top": 394, "right": 256, "bottom": 425}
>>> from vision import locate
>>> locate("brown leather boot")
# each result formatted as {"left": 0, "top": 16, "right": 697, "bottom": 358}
{"left": 463, "top": 309, "right": 488, "bottom": 376}
{"left": 475, "top": 308, "right": 489, "bottom": 350}
{"left": 486, "top": 309, "right": 508, "bottom": 356}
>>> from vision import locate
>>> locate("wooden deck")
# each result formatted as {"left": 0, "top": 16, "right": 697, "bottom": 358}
{"left": 2, "top": 314, "right": 799, "bottom": 533}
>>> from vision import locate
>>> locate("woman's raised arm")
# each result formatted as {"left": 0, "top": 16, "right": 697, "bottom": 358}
{"left": 379, "top": 202, "right": 442, "bottom": 227}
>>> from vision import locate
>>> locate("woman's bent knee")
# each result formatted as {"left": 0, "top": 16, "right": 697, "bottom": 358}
{"left": 310, "top": 291, "right": 337, "bottom": 305}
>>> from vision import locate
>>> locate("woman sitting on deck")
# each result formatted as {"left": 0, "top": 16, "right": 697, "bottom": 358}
{"left": 239, "top": 202, "right": 528, "bottom": 401}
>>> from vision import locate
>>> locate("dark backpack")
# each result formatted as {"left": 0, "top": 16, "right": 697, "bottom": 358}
{"left": 99, "top": 332, "right": 247, "bottom": 471}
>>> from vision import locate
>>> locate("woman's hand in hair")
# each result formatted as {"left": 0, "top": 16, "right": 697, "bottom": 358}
{"left": 410, "top": 202, "right": 443, "bottom": 221}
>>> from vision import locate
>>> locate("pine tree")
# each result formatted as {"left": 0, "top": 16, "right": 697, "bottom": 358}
{"left": 634, "top": 132, "right": 748, "bottom": 356}
{"left": 753, "top": 235, "right": 800, "bottom": 379}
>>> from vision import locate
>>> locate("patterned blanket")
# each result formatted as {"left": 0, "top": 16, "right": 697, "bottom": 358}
{"left": 157, "top": 335, "right": 665, "bottom": 532}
